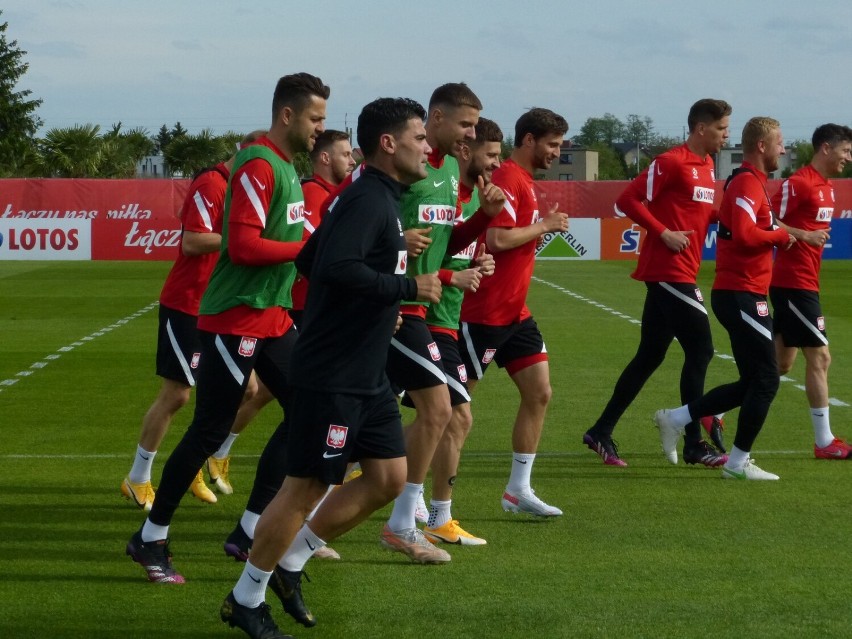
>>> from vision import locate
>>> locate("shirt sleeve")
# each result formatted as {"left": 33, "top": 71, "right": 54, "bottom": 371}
{"left": 227, "top": 158, "right": 305, "bottom": 265}
{"left": 488, "top": 173, "right": 520, "bottom": 229}
{"left": 309, "top": 191, "right": 416, "bottom": 304}
{"left": 614, "top": 159, "right": 669, "bottom": 237}
{"left": 729, "top": 179, "right": 789, "bottom": 248}
{"left": 181, "top": 173, "right": 226, "bottom": 234}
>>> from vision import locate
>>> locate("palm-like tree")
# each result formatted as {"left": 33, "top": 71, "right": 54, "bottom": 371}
{"left": 163, "top": 129, "right": 231, "bottom": 177}
{"left": 38, "top": 124, "right": 103, "bottom": 177}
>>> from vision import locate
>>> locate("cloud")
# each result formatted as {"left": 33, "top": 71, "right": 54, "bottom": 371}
{"left": 171, "top": 39, "right": 201, "bottom": 51}
{"left": 33, "top": 41, "right": 86, "bottom": 59}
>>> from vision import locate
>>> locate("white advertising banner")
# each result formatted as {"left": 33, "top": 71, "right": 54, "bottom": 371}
{"left": 0, "top": 218, "right": 92, "bottom": 261}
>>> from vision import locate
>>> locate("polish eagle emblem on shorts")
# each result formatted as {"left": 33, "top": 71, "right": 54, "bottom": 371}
{"left": 327, "top": 424, "right": 348, "bottom": 449}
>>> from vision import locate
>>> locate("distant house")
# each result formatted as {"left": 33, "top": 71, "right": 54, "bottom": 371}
{"left": 535, "top": 141, "right": 599, "bottom": 181}
{"left": 715, "top": 144, "right": 795, "bottom": 180}
{"left": 612, "top": 142, "right": 652, "bottom": 173}
{"left": 136, "top": 155, "right": 168, "bottom": 178}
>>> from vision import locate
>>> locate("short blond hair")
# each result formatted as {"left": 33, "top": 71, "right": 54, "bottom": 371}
{"left": 741, "top": 117, "right": 780, "bottom": 154}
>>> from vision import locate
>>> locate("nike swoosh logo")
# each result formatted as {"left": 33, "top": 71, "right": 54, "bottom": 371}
{"left": 506, "top": 192, "right": 516, "bottom": 201}
{"left": 825, "top": 449, "right": 844, "bottom": 457}
{"left": 433, "top": 180, "right": 445, "bottom": 187}
{"left": 790, "top": 186, "right": 796, "bottom": 197}
{"left": 248, "top": 573, "right": 261, "bottom": 584}
{"left": 743, "top": 196, "right": 755, "bottom": 206}
{"left": 813, "top": 412, "right": 824, "bottom": 417}
{"left": 291, "top": 175, "right": 297, "bottom": 183}
{"left": 656, "top": 164, "right": 663, "bottom": 175}
{"left": 323, "top": 451, "right": 343, "bottom": 459}
{"left": 203, "top": 196, "right": 214, "bottom": 208}
{"left": 252, "top": 176, "right": 266, "bottom": 191}
{"left": 514, "top": 459, "right": 528, "bottom": 465}
{"left": 139, "top": 454, "right": 150, "bottom": 461}
{"left": 306, "top": 539, "right": 316, "bottom": 551}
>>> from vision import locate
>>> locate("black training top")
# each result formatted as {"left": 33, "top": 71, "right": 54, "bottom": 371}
{"left": 292, "top": 165, "right": 417, "bottom": 394}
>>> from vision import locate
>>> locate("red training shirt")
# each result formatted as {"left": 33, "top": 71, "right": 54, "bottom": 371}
{"left": 615, "top": 143, "right": 717, "bottom": 284}
{"left": 713, "top": 162, "right": 790, "bottom": 295}
{"left": 159, "top": 163, "right": 228, "bottom": 315}
{"left": 291, "top": 173, "right": 335, "bottom": 311}
{"left": 770, "top": 164, "right": 834, "bottom": 292}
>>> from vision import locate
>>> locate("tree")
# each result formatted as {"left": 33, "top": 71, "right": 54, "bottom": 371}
{"left": 572, "top": 113, "right": 625, "bottom": 147}
{"left": 0, "top": 11, "right": 43, "bottom": 177}
{"left": 38, "top": 124, "right": 103, "bottom": 177}
{"left": 589, "top": 141, "right": 627, "bottom": 180}
{"left": 163, "top": 129, "right": 231, "bottom": 177}
{"left": 501, "top": 136, "right": 514, "bottom": 160}
{"left": 155, "top": 124, "right": 171, "bottom": 154}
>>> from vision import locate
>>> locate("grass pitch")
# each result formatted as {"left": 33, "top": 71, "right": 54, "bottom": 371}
{"left": 1, "top": 260, "right": 851, "bottom": 638}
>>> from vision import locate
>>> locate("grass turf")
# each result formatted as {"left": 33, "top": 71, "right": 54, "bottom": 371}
{"left": 1, "top": 260, "right": 851, "bottom": 638}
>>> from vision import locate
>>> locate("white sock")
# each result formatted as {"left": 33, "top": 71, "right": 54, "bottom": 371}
{"left": 240, "top": 510, "right": 262, "bottom": 539}
{"left": 140, "top": 518, "right": 169, "bottom": 543}
{"left": 670, "top": 405, "right": 692, "bottom": 430}
{"left": 811, "top": 407, "right": 833, "bottom": 448}
{"left": 232, "top": 561, "right": 272, "bottom": 608}
{"left": 279, "top": 524, "right": 325, "bottom": 572}
{"left": 213, "top": 432, "right": 239, "bottom": 459}
{"left": 724, "top": 446, "right": 750, "bottom": 471}
{"left": 129, "top": 445, "right": 156, "bottom": 484}
{"left": 387, "top": 482, "right": 422, "bottom": 532}
{"left": 306, "top": 485, "right": 334, "bottom": 522}
{"left": 427, "top": 499, "right": 451, "bottom": 529}
{"left": 507, "top": 453, "right": 535, "bottom": 493}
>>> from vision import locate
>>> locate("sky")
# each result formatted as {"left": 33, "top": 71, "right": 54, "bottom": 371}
{"left": 4, "top": 0, "right": 852, "bottom": 146}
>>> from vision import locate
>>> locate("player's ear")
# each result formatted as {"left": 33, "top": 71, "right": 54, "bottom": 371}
{"left": 379, "top": 133, "right": 395, "bottom": 155}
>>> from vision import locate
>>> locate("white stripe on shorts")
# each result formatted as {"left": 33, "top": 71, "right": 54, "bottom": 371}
{"left": 390, "top": 337, "right": 447, "bottom": 385}
{"left": 214, "top": 335, "right": 246, "bottom": 386}
{"left": 788, "top": 300, "right": 828, "bottom": 345}
{"left": 165, "top": 318, "right": 195, "bottom": 386}
{"left": 740, "top": 310, "right": 773, "bottom": 341}
{"left": 460, "top": 322, "right": 484, "bottom": 380}
{"left": 659, "top": 282, "right": 707, "bottom": 315}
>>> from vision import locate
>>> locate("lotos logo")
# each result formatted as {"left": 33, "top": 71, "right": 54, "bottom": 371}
{"left": 418, "top": 205, "right": 456, "bottom": 225}
{"left": 238, "top": 337, "right": 257, "bottom": 357}
{"left": 692, "top": 186, "right": 715, "bottom": 203}
{"left": 395, "top": 250, "right": 407, "bottom": 274}
{"left": 287, "top": 201, "right": 305, "bottom": 224}
{"left": 327, "top": 424, "right": 348, "bottom": 449}
{"left": 3, "top": 227, "right": 80, "bottom": 251}
{"left": 620, "top": 224, "right": 641, "bottom": 254}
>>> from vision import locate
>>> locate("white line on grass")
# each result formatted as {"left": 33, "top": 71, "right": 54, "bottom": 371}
{"left": 0, "top": 450, "right": 811, "bottom": 460}
{"left": 0, "top": 302, "right": 159, "bottom": 394}
{"left": 532, "top": 275, "right": 850, "bottom": 407}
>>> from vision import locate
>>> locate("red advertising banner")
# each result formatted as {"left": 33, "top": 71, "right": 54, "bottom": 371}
{"left": 0, "top": 178, "right": 189, "bottom": 221}
{"left": 2, "top": 178, "right": 851, "bottom": 260}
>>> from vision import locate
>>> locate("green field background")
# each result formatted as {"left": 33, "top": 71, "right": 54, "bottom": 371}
{"left": 1, "top": 260, "right": 850, "bottom": 638}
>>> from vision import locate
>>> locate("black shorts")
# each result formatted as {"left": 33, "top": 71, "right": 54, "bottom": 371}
{"left": 458, "top": 316, "right": 547, "bottom": 380}
{"left": 401, "top": 330, "right": 470, "bottom": 408}
{"left": 711, "top": 289, "right": 777, "bottom": 378}
{"left": 769, "top": 287, "right": 829, "bottom": 348}
{"left": 386, "top": 314, "right": 447, "bottom": 392}
{"left": 284, "top": 385, "right": 406, "bottom": 485}
{"left": 155, "top": 304, "right": 201, "bottom": 386}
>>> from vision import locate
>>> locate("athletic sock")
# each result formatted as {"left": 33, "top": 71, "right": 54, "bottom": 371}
{"left": 811, "top": 406, "right": 833, "bottom": 448}
{"left": 306, "top": 485, "right": 334, "bottom": 522}
{"left": 213, "top": 432, "right": 239, "bottom": 459}
{"left": 129, "top": 445, "right": 156, "bottom": 484}
{"left": 507, "top": 453, "right": 535, "bottom": 494}
{"left": 427, "top": 499, "right": 452, "bottom": 529}
{"left": 670, "top": 405, "right": 692, "bottom": 430}
{"left": 240, "top": 510, "right": 262, "bottom": 539}
{"left": 140, "top": 518, "right": 169, "bottom": 543}
{"left": 279, "top": 524, "right": 325, "bottom": 572}
{"left": 233, "top": 561, "right": 272, "bottom": 608}
{"left": 724, "top": 446, "right": 750, "bottom": 471}
{"left": 387, "top": 482, "right": 422, "bottom": 532}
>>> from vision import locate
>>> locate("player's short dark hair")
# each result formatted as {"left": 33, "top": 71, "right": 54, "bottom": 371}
{"left": 687, "top": 99, "right": 732, "bottom": 132}
{"left": 428, "top": 82, "right": 482, "bottom": 112}
{"left": 513, "top": 108, "right": 568, "bottom": 147}
{"left": 271, "top": 73, "right": 330, "bottom": 119}
{"left": 309, "top": 129, "right": 351, "bottom": 162}
{"left": 812, "top": 123, "right": 852, "bottom": 149}
{"left": 471, "top": 117, "right": 503, "bottom": 145}
{"left": 357, "top": 97, "right": 427, "bottom": 158}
